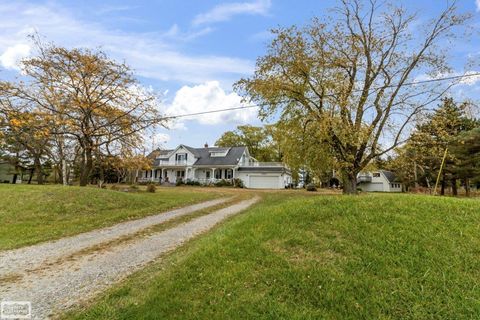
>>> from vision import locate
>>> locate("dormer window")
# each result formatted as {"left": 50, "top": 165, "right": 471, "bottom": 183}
{"left": 373, "top": 172, "right": 381, "bottom": 177}
{"left": 210, "top": 151, "right": 228, "bottom": 157}
{"left": 175, "top": 153, "right": 187, "bottom": 164}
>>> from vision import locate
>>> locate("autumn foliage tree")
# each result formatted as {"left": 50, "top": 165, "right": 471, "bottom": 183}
{"left": 236, "top": 0, "right": 470, "bottom": 193}
{"left": 5, "top": 38, "right": 164, "bottom": 186}
{"left": 215, "top": 125, "right": 280, "bottom": 161}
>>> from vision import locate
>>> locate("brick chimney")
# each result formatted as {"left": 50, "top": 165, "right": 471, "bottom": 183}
{"left": 204, "top": 142, "right": 209, "bottom": 148}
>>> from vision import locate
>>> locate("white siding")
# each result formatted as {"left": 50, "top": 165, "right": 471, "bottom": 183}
{"left": 165, "top": 146, "right": 196, "bottom": 165}
{"left": 237, "top": 172, "right": 286, "bottom": 189}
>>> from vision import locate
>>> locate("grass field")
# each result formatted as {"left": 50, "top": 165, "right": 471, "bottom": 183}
{"left": 62, "top": 193, "right": 480, "bottom": 320}
{"left": 0, "top": 184, "right": 221, "bottom": 250}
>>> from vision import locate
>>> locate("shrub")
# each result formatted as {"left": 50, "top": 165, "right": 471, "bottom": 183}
{"left": 306, "top": 183, "right": 317, "bottom": 192}
{"left": 110, "top": 184, "right": 119, "bottom": 191}
{"left": 146, "top": 184, "right": 156, "bottom": 193}
{"left": 185, "top": 179, "right": 201, "bottom": 186}
{"left": 176, "top": 179, "right": 185, "bottom": 186}
{"left": 233, "top": 178, "right": 244, "bottom": 188}
{"left": 215, "top": 179, "right": 233, "bottom": 187}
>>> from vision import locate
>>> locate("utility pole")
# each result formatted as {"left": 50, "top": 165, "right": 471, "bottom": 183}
{"left": 433, "top": 148, "right": 448, "bottom": 196}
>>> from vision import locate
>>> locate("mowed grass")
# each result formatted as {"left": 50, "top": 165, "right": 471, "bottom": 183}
{"left": 63, "top": 193, "right": 480, "bottom": 320}
{"left": 0, "top": 184, "right": 220, "bottom": 250}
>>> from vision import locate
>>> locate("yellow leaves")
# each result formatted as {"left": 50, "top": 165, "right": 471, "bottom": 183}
{"left": 9, "top": 118, "right": 22, "bottom": 127}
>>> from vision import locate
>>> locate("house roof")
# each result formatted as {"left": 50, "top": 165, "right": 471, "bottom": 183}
{"left": 147, "top": 148, "right": 173, "bottom": 160}
{"left": 380, "top": 170, "right": 398, "bottom": 183}
{"left": 152, "top": 145, "right": 247, "bottom": 166}
{"left": 192, "top": 146, "right": 246, "bottom": 166}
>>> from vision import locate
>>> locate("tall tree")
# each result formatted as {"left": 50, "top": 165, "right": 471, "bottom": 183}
{"left": 273, "top": 117, "right": 336, "bottom": 185}
{"left": 5, "top": 38, "right": 165, "bottom": 186}
{"left": 449, "top": 127, "right": 480, "bottom": 196}
{"left": 215, "top": 125, "right": 280, "bottom": 161}
{"left": 235, "top": 0, "right": 470, "bottom": 193}
{"left": 0, "top": 83, "right": 52, "bottom": 184}
{"left": 408, "top": 98, "right": 476, "bottom": 195}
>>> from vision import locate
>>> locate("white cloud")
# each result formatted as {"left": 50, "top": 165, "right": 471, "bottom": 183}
{"left": 153, "top": 132, "right": 171, "bottom": 144}
{"left": 476, "top": 0, "right": 480, "bottom": 11}
{"left": 165, "top": 81, "right": 257, "bottom": 126}
{"left": 193, "top": 0, "right": 271, "bottom": 26}
{"left": 414, "top": 70, "right": 480, "bottom": 87}
{"left": 0, "top": 43, "right": 30, "bottom": 70}
{"left": 0, "top": 2, "right": 253, "bottom": 84}
{"left": 459, "top": 71, "right": 480, "bottom": 85}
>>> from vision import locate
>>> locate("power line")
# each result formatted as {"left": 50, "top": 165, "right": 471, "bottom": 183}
{"left": 162, "top": 72, "right": 480, "bottom": 120}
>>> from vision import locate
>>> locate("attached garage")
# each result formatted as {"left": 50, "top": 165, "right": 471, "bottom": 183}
{"left": 237, "top": 167, "right": 292, "bottom": 189}
{"left": 249, "top": 175, "right": 280, "bottom": 189}
{"left": 363, "top": 182, "right": 385, "bottom": 192}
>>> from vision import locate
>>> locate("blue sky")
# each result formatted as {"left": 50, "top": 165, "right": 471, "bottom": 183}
{"left": 0, "top": 0, "right": 479, "bottom": 152}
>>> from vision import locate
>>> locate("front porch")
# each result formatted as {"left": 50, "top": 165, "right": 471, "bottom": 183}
{"left": 139, "top": 167, "right": 236, "bottom": 184}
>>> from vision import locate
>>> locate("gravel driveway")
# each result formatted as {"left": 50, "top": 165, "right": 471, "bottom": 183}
{"left": 0, "top": 197, "right": 230, "bottom": 278}
{"left": 0, "top": 196, "right": 259, "bottom": 320}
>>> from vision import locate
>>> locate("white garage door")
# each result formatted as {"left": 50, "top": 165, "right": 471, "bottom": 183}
{"left": 366, "top": 182, "right": 384, "bottom": 192}
{"left": 250, "top": 175, "right": 280, "bottom": 189}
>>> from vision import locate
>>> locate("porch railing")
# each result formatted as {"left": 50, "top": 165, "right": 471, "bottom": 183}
{"left": 156, "top": 160, "right": 188, "bottom": 166}
{"left": 239, "top": 162, "right": 284, "bottom": 167}
{"left": 358, "top": 175, "right": 372, "bottom": 182}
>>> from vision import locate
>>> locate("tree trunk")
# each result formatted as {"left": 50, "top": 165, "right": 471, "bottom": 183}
{"left": 465, "top": 178, "right": 471, "bottom": 197}
{"left": 28, "top": 169, "right": 34, "bottom": 184}
{"left": 342, "top": 170, "right": 358, "bottom": 194}
{"left": 98, "top": 165, "right": 105, "bottom": 188}
{"left": 79, "top": 144, "right": 93, "bottom": 186}
{"left": 12, "top": 173, "right": 18, "bottom": 184}
{"left": 451, "top": 178, "right": 457, "bottom": 196}
{"left": 34, "top": 156, "right": 44, "bottom": 185}
{"left": 62, "top": 159, "right": 68, "bottom": 186}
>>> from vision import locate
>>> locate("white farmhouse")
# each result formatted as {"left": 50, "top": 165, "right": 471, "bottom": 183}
{"left": 357, "top": 170, "right": 403, "bottom": 192}
{"left": 140, "top": 144, "right": 292, "bottom": 189}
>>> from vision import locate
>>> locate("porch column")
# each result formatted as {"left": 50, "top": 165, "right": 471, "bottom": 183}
{"left": 211, "top": 168, "right": 216, "bottom": 182}
{"left": 232, "top": 168, "right": 236, "bottom": 179}
{"left": 161, "top": 168, "right": 165, "bottom": 184}
{"left": 192, "top": 168, "right": 196, "bottom": 181}
{"left": 151, "top": 169, "right": 154, "bottom": 182}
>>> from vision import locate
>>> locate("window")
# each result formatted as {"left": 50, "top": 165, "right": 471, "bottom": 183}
{"left": 206, "top": 171, "right": 211, "bottom": 179}
{"left": 373, "top": 172, "right": 381, "bottom": 177}
{"left": 175, "top": 153, "right": 187, "bottom": 163}
{"left": 210, "top": 152, "right": 227, "bottom": 157}
{"left": 215, "top": 169, "right": 222, "bottom": 179}
{"left": 176, "top": 170, "right": 185, "bottom": 178}
{"left": 225, "top": 169, "right": 233, "bottom": 179}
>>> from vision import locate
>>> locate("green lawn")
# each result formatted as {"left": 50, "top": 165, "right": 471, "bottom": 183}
{"left": 0, "top": 184, "right": 220, "bottom": 250}
{"left": 63, "top": 193, "right": 480, "bottom": 320}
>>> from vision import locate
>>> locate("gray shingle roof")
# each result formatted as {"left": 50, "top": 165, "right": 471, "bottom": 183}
{"left": 152, "top": 146, "right": 247, "bottom": 166}
{"left": 381, "top": 170, "right": 398, "bottom": 183}
{"left": 192, "top": 146, "right": 246, "bottom": 166}
{"left": 148, "top": 148, "right": 173, "bottom": 160}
